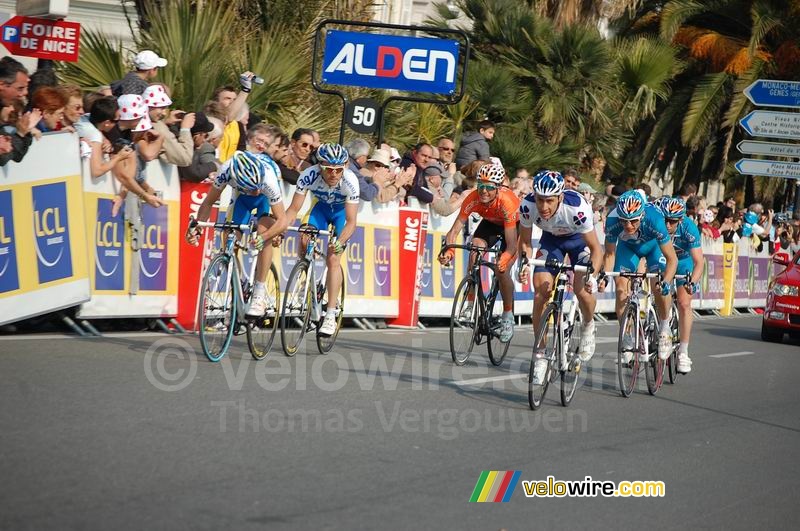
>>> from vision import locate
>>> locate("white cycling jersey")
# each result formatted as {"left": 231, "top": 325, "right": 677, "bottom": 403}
{"left": 212, "top": 154, "right": 283, "bottom": 205}
{"left": 296, "top": 165, "right": 360, "bottom": 206}
{"left": 519, "top": 190, "right": 594, "bottom": 236}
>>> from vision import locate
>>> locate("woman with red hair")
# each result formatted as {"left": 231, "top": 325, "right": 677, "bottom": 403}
{"left": 30, "top": 86, "right": 67, "bottom": 132}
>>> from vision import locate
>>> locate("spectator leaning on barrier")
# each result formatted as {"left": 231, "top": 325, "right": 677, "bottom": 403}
{"left": 0, "top": 76, "right": 39, "bottom": 165}
{"left": 436, "top": 137, "right": 463, "bottom": 188}
{"left": 400, "top": 143, "right": 436, "bottom": 205}
{"left": 178, "top": 112, "right": 218, "bottom": 183}
{"left": 285, "top": 128, "right": 314, "bottom": 173}
{"left": 59, "top": 84, "right": 83, "bottom": 129}
{"left": 111, "top": 50, "right": 167, "bottom": 97}
{"left": 456, "top": 119, "right": 494, "bottom": 170}
{"left": 346, "top": 138, "right": 386, "bottom": 202}
{"left": 30, "top": 87, "right": 67, "bottom": 133}
{"left": 143, "top": 84, "right": 193, "bottom": 167}
{"left": 363, "top": 148, "right": 413, "bottom": 203}
{"left": 0, "top": 56, "right": 29, "bottom": 107}
{"left": 76, "top": 96, "right": 135, "bottom": 178}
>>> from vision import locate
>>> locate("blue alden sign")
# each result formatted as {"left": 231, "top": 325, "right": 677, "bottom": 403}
{"left": 744, "top": 79, "right": 800, "bottom": 108}
{"left": 322, "top": 30, "right": 459, "bottom": 94}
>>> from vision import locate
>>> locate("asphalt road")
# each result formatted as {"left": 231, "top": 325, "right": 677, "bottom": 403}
{"left": 1, "top": 315, "right": 798, "bottom": 530}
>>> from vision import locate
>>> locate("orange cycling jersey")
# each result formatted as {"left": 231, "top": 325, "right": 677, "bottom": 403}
{"left": 458, "top": 187, "right": 520, "bottom": 228}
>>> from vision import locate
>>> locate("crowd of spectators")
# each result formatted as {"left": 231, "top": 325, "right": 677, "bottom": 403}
{"left": 2, "top": 50, "right": 800, "bottom": 260}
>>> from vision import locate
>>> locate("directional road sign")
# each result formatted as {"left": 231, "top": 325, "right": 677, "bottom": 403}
{"left": 737, "top": 140, "right": 800, "bottom": 158}
{"left": 744, "top": 79, "right": 800, "bottom": 108}
{"left": 739, "top": 110, "right": 800, "bottom": 140}
{"left": 735, "top": 159, "right": 800, "bottom": 178}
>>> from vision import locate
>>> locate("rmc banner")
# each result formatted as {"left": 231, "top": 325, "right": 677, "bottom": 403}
{"left": 322, "top": 30, "right": 460, "bottom": 95}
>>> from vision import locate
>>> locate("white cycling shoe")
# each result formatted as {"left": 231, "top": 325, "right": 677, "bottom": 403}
{"left": 459, "top": 301, "right": 474, "bottom": 322}
{"left": 318, "top": 311, "right": 338, "bottom": 337}
{"left": 578, "top": 321, "right": 595, "bottom": 362}
{"left": 531, "top": 357, "right": 548, "bottom": 385}
{"left": 677, "top": 353, "right": 692, "bottom": 374}
{"left": 246, "top": 294, "right": 268, "bottom": 317}
{"left": 658, "top": 331, "right": 672, "bottom": 360}
{"left": 499, "top": 316, "right": 514, "bottom": 343}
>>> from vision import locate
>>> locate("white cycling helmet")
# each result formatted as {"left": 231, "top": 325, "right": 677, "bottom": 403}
{"left": 533, "top": 170, "right": 564, "bottom": 196}
{"left": 477, "top": 163, "right": 505, "bottom": 185}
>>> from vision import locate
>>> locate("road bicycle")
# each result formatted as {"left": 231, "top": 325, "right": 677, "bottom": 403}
{"left": 441, "top": 241, "right": 511, "bottom": 367}
{"left": 193, "top": 218, "right": 280, "bottom": 362}
{"left": 606, "top": 271, "right": 662, "bottom": 397}
{"left": 528, "top": 257, "right": 590, "bottom": 410}
{"left": 280, "top": 224, "right": 344, "bottom": 356}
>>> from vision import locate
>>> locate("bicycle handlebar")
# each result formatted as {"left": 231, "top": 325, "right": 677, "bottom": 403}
{"left": 191, "top": 219, "right": 250, "bottom": 232}
{"left": 604, "top": 271, "right": 660, "bottom": 279}
{"left": 439, "top": 243, "right": 503, "bottom": 255}
{"left": 528, "top": 258, "right": 590, "bottom": 273}
{"left": 287, "top": 225, "right": 332, "bottom": 237}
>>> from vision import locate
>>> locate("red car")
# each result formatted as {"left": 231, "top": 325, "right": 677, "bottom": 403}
{"left": 762, "top": 250, "right": 800, "bottom": 343}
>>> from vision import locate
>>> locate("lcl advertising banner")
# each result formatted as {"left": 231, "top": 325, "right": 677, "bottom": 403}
{"left": 0, "top": 133, "right": 89, "bottom": 325}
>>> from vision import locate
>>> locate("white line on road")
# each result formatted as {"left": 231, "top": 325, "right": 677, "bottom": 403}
{"left": 453, "top": 374, "right": 527, "bottom": 386}
{"left": 709, "top": 351, "right": 755, "bottom": 358}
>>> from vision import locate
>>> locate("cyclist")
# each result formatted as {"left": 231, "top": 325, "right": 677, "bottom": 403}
{"left": 438, "top": 163, "right": 519, "bottom": 343}
{"left": 601, "top": 189, "right": 678, "bottom": 363}
{"left": 655, "top": 196, "right": 703, "bottom": 374}
{"left": 517, "top": 171, "right": 604, "bottom": 380}
{"left": 186, "top": 150, "right": 288, "bottom": 316}
{"left": 284, "top": 143, "right": 359, "bottom": 337}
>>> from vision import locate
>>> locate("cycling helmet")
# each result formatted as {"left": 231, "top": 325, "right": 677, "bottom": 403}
{"left": 659, "top": 197, "right": 686, "bottom": 220}
{"left": 533, "top": 170, "right": 564, "bottom": 197}
{"left": 616, "top": 189, "right": 646, "bottom": 220}
{"left": 477, "top": 163, "right": 505, "bottom": 185}
{"left": 316, "top": 143, "right": 348, "bottom": 166}
{"left": 227, "top": 151, "right": 265, "bottom": 191}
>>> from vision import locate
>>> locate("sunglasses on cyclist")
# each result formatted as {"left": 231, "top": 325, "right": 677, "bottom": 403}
{"left": 321, "top": 165, "right": 344, "bottom": 174}
{"left": 620, "top": 218, "right": 642, "bottom": 226}
{"left": 477, "top": 183, "right": 498, "bottom": 192}
{"left": 665, "top": 218, "right": 681, "bottom": 225}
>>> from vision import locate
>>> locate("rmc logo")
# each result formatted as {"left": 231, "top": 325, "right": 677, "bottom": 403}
{"left": 322, "top": 30, "right": 459, "bottom": 95}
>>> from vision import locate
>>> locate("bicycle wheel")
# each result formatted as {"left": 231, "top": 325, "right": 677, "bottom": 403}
{"left": 617, "top": 304, "right": 638, "bottom": 397}
{"left": 529, "top": 305, "right": 558, "bottom": 410}
{"left": 645, "top": 309, "right": 664, "bottom": 395}
{"left": 450, "top": 276, "right": 478, "bottom": 365}
{"left": 247, "top": 263, "right": 281, "bottom": 360}
{"left": 667, "top": 301, "right": 679, "bottom": 384}
{"left": 316, "top": 265, "right": 345, "bottom": 354}
{"left": 280, "top": 260, "right": 312, "bottom": 357}
{"left": 486, "top": 281, "right": 511, "bottom": 366}
{"left": 560, "top": 310, "right": 581, "bottom": 407}
{"left": 199, "top": 254, "right": 238, "bottom": 362}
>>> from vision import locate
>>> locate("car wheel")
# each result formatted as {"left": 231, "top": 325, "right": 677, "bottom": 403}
{"left": 761, "top": 320, "right": 784, "bottom": 343}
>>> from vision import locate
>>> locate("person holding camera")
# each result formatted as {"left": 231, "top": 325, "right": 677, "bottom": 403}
{"left": 215, "top": 72, "right": 259, "bottom": 162}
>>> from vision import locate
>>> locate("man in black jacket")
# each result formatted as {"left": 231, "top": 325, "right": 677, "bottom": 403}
{"left": 400, "top": 143, "right": 435, "bottom": 205}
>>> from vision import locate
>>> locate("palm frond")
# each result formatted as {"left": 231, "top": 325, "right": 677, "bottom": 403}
{"left": 55, "top": 29, "right": 129, "bottom": 89}
{"left": 681, "top": 72, "right": 731, "bottom": 147}
{"left": 659, "top": 0, "right": 706, "bottom": 41}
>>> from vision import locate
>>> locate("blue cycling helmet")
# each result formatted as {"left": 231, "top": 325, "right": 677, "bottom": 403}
{"left": 316, "top": 143, "right": 349, "bottom": 166}
{"left": 227, "top": 151, "right": 265, "bottom": 191}
{"left": 533, "top": 170, "right": 564, "bottom": 197}
{"left": 616, "top": 190, "right": 646, "bottom": 219}
{"left": 659, "top": 196, "right": 686, "bottom": 220}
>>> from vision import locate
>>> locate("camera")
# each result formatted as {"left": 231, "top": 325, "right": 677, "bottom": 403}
{"left": 112, "top": 137, "right": 134, "bottom": 154}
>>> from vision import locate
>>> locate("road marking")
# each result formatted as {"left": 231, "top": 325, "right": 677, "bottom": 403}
{"left": 453, "top": 374, "right": 527, "bottom": 386}
{"left": 709, "top": 351, "right": 755, "bottom": 358}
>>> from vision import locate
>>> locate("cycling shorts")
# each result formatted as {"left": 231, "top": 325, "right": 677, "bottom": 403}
{"left": 231, "top": 193, "right": 270, "bottom": 226}
{"left": 534, "top": 232, "right": 590, "bottom": 275}
{"left": 675, "top": 256, "right": 694, "bottom": 286}
{"left": 304, "top": 200, "right": 347, "bottom": 238}
{"left": 614, "top": 238, "right": 666, "bottom": 273}
{"left": 472, "top": 220, "right": 506, "bottom": 251}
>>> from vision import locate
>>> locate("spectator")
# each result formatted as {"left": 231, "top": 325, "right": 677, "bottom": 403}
{"left": 0, "top": 99, "right": 39, "bottom": 166}
{"left": 75, "top": 96, "right": 133, "bottom": 179}
{"left": 699, "top": 209, "right": 720, "bottom": 239}
{"left": 178, "top": 112, "right": 218, "bottom": 183}
{"left": 564, "top": 168, "right": 580, "bottom": 190}
{"left": 713, "top": 206, "right": 740, "bottom": 243}
{"left": 400, "top": 143, "right": 436, "bottom": 205}
{"left": 685, "top": 196, "right": 698, "bottom": 222}
{"left": 606, "top": 183, "right": 627, "bottom": 211}
{"left": 210, "top": 72, "right": 256, "bottom": 162}
{"left": 30, "top": 87, "right": 67, "bottom": 133}
{"left": 0, "top": 57, "right": 29, "bottom": 106}
{"left": 677, "top": 183, "right": 697, "bottom": 201}
{"left": 436, "top": 137, "right": 463, "bottom": 187}
{"left": 577, "top": 182, "right": 597, "bottom": 203}
{"left": 111, "top": 50, "right": 167, "bottom": 97}
{"left": 285, "top": 128, "right": 315, "bottom": 173}
{"left": 142, "top": 84, "right": 193, "bottom": 167}
{"left": 456, "top": 119, "right": 494, "bottom": 169}
{"left": 634, "top": 181, "right": 652, "bottom": 200}
{"left": 26, "top": 67, "right": 57, "bottom": 104}
{"left": 362, "top": 148, "right": 413, "bottom": 203}
{"left": 724, "top": 196, "right": 737, "bottom": 211}
{"left": 345, "top": 138, "right": 382, "bottom": 201}
{"left": 271, "top": 133, "right": 299, "bottom": 185}
{"left": 424, "top": 163, "right": 464, "bottom": 216}
{"left": 59, "top": 84, "right": 84, "bottom": 129}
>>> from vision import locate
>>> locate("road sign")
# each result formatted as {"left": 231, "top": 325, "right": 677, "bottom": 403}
{"left": 734, "top": 159, "right": 800, "bottom": 178}
{"left": 744, "top": 79, "right": 800, "bottom": 108}
{"left": 739, "top": 110, "right": 800, "bottom": 140}
{"left": 346, "top": 98, "right": 380, "bottom": 134}
{"left": 0, "top": 15, "right": 80, "bottom": 62}
{"left": 736, "top": 140, "right": 800, "bottom": 158}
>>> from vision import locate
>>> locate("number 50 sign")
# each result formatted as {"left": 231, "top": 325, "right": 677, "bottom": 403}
{"left": 346, "top": 97, "right": 380, "bottom": 134}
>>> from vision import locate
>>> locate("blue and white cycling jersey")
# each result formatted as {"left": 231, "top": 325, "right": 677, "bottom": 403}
{"left": 519, "top": 190, "right": 594, "bottom": 236}
{"left": 212, "top": 153, "right": 283, "bottom": 205}
{"left": 296, "top": 165, "right": 360, "bottom": 206}
{"left": 671, "top": 217, "right": 701, "bottom": 260}
{"left": 605, "top": 203, "right": 670, "bottom": 247}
